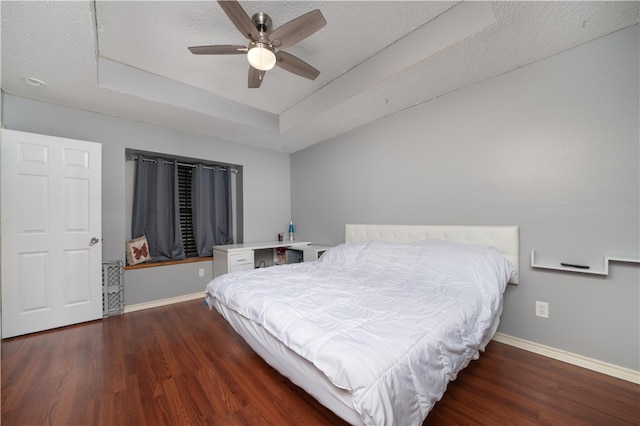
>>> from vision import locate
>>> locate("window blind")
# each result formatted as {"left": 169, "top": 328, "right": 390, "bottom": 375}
{"left": 177, "top": 165, "right": 198, "bottom": 258}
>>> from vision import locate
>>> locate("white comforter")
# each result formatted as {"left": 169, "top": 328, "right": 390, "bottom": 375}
{"left": 205, "top": 239, "right": 514, "bottom": 426}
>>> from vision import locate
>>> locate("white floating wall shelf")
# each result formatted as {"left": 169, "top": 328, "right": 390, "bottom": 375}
{"left": 530, "top": 250, "right": 640, "bottom": 276}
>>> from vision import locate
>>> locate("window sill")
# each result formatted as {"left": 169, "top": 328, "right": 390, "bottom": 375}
{"left": 124, "top": 256, "right": 213, "bottom": 271}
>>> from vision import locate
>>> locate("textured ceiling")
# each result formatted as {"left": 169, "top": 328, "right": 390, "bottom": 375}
{"left": 2, "top": 1, "right": 639, "bottom": 153}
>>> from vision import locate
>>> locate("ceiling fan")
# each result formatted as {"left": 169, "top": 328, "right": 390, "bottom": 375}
{"left": 188, "top": 0, "right": 327, "bottom": 88}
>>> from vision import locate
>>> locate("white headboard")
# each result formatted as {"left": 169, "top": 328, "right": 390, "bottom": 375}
{"left": 345, "top": 224, "right": 519, "bottom": 284}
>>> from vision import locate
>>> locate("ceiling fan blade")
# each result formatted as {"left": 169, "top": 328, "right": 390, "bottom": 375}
{"left": 188, "top": 45, "right": 246, "bottom": 55}
{"left": 248, "top": 66, "right": 265, "bottom": 88}
{"left": 217, "top": 0, "right": 260, "bottom": 41}
{"left": 275, "top": 51, "right": 320, "bottom": 80}
{"left": 269, "top": 9, "right": 326, "bottom": 50}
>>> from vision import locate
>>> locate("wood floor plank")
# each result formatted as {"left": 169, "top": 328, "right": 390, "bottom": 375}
{"left": 194, "top": 362, "right": 247, "bottom": 417}
{"left": 2, "top": 299, "right": 638, "bottom": 425}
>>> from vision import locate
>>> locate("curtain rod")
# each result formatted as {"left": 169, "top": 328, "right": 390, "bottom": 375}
{"left": 126, "top": 154, "right": 238, "bottom": 173}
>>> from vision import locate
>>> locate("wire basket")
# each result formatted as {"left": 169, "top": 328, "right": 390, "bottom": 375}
{"left": 102, "top": 260, "right": 124, "bottom": 317}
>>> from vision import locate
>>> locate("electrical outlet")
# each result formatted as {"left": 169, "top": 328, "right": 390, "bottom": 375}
{"left": 198, "top": 268, "right": 204, "bottom": 277}
{"left": 536, "top": 301, "right": 549, "bottom": 318}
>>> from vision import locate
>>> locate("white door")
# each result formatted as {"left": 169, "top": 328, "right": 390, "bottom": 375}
{"left": 1, "top": 129, "right": 102, "bottom": 338}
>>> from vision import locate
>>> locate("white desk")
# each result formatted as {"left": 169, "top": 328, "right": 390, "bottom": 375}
{"left": 213, "top": 241, "right": 311, "bottom": 278}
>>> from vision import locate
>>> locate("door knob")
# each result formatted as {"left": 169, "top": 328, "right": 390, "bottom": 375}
{"left": 90, "top": 237, "right": 100, "bottom": 245}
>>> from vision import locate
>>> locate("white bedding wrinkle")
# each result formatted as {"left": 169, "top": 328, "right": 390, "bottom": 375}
{"left": 205, "top": 239, "right": 514, "bottom": 426}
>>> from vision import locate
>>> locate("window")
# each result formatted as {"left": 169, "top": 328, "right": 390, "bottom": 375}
{"left": 126, "top": 150, "right": 242, "bottom": 264}
{"left": 177, "top": 165, "right": 198, "bottom": 257}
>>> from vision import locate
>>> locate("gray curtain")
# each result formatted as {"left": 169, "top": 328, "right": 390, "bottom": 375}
{"left": 192, "top": 165, "right": 233, "bottom": 256}
{"left": 132, "top": 157, "right": 186, "bottom": 261}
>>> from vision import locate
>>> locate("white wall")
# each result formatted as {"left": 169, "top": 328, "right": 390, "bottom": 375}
{"left": 1, "top": 95, "right": 291, "bottom": 304}
{"left": 291, "top": 26, "right": 640, "bottom": 371}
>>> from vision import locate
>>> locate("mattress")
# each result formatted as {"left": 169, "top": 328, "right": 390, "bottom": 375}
{"left": 206, "top": 238, "right": 514, "bottom": 425}
{"left": 212, "top": 298, "right": 364, "bottom": 425}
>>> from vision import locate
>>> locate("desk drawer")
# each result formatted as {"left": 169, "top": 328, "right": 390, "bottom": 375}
{"left": 228, "top": 251, "right": 254, "bottom": 267}
{"left": 229, "top": 263, "right": 253, "bottom": 273}
{"left": 214, "top": 249, "right": 255, "bottom": 278}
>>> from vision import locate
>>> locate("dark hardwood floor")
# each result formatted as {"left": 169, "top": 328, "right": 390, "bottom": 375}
{"left": 2, "top": 299, "right": 638, "bottom": 425}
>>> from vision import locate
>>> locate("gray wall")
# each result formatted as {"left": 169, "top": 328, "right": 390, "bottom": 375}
{"left": 2, "top": 95, "right": 291, "bottom": 305}
{"left": 291, "top": 26, "right": 640, "bottom": 370}
{"left": 2, "top": 25, "right": 637, "bottom": 372}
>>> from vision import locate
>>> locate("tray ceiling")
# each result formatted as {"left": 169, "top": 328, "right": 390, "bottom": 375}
{"left": 2, "top": 1, "right": 638, "bottom": 152}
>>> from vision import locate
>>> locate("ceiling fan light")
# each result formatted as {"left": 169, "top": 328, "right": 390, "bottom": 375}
{"left": 247, "top": 43, "right": 276, "bottom": 71}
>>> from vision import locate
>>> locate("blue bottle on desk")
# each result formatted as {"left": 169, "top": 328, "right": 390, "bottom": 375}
{"left": 289, "top": 222, "right": 294, "bottom": 241}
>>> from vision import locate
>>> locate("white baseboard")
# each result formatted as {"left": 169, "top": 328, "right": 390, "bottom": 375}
{"left": 492, "top": 332, "right": 640, "bottom": 385}
{"left": 124, "top": 292, "right": 205, "bottom": 314}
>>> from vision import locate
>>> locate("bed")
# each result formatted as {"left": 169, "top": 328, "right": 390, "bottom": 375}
{"left": 205, "top": 224, "right": 519, "bottom": 425}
